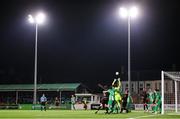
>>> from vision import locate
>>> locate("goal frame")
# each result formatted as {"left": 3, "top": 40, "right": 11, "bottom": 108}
{"left": 161, "top": 71, "right": 180, "bottom": 114}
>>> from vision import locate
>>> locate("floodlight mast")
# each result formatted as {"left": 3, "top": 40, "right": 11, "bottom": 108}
{"left": 28, "top": 12, "right": 45, "bottom": 104}
{"left": 119, "top": 6, "right": 138, "bottom": 95}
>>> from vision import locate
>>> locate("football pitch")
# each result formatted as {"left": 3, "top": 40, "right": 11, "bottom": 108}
{"left": 0, "top": 110, "right": 179, "bottom": 119}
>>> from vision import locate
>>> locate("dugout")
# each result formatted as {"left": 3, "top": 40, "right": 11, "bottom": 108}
{"left": 0, "top": 83, "right": 91, "bottom": 109}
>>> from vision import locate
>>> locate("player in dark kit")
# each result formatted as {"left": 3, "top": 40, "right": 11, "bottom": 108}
{"left": 142, "top": 89, "right": 149, "bottom": 112}
{"left": 120, "top": 93, "right": 128, "bottom": 113}
{"left": 54, "top": 97, "right": 60, "bottom": 107}
{"left": 95, "top": 91, "right": 109, "bottom": 114}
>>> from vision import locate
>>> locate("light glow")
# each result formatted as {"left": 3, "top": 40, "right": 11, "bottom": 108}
{"left": 28, "top": 14, "right": 34, "bottom": 24}
{"left": 120, "top": 7, "right": 128, "bottom": 18}
{"left": 28, "top": 12, "right": 46, "bottom": 24}
{"left": 129, "top": 7, "right": 138, "bottom": 18}
{"left": 119, "top": 6, "right": 138, "bottom": 18}
{"left": 35, "top": 12, "right": 45, "bottom": 24}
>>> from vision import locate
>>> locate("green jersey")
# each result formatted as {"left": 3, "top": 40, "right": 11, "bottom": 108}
{"left": 127, "top": 95, "right": 133, "bottom": 104}
{"left": 148, "top": 92, "right": 154, "bottom": 103}
{"left": 155, "top": 92, "right": 161, "bottom": 103}
{"left": 108, "top": 88, "right": 115, "bottom": 101}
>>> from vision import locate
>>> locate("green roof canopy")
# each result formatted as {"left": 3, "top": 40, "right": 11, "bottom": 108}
{"left": 0, "top": 83, "right": 81, "bottom": 91}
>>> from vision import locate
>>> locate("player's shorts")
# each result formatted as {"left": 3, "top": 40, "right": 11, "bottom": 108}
{"left": 122, "top": 102, "right": 127, "bottom": 108}
{"left": 41, "top": 102, "right": 46, "bottom": 106}
{"left": 108, "top": 100, "right": 113, "bottom": 105}
{"left": 55, "top": 102, "right": 60, "bottom": 106}
{"left": 83, "top": 104, "right": 87, "bottom": 109}
{"left": 157, "top": 101, "right": 161, "bottom": 105}
{"left": 115, "top": 94, "right": 122, "bottom": 101}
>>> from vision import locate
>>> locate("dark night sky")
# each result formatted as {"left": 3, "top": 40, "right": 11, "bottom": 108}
{"left": 0, "top": 0, "right": 180, "bottom": 90}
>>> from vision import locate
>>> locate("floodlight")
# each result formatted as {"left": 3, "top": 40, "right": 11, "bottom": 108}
{"left": 35, "top": 12, "right": 45, "bottom": 24}
{"left": 129, "top": 6, "right": 138, "bottom": 18}
{"left": 28, "top": 14, "right": 35, "bottom": 24}
{"left": 120, "top": 7, "right": 128, "bottom": 18}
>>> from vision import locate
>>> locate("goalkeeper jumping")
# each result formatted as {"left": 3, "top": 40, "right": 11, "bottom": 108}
{"left": 112, "top": 74, "right": 122, "bottom": 113}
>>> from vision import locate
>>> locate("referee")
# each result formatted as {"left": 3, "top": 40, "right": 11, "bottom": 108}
{"left": 40, "top": 94, "right": 47, "bottom": 111}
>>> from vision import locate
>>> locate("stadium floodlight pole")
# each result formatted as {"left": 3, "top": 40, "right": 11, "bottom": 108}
{"left": 161, "top": 71, "right": 164, "bottom": 114}
{"left": 175, "top": 80, "right": 178, "bottom": 113}
{"left": 120, "top": 6, "right": 138, "bottom": 95}
{"left": 28, "top": 12, "right": 46, "bottom": 104}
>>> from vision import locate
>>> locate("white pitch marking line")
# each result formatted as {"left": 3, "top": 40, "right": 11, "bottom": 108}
{"left": 126, "top": 114, "right": 156, "bottom": 119}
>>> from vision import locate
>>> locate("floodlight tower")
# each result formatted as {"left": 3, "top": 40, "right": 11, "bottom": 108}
{"left": 28, "top": 12, "right": 46, "bottom": 104}
{"left": 119, "top": 6, "right": 138, "bottom": 95}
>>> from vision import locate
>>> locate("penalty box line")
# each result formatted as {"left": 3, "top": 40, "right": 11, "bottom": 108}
{"left": 126, "top": 114, "right": 157, "bottom": 119}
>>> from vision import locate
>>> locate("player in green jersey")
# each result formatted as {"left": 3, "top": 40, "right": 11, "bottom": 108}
{"left": 148, "top": 89, "right": 155, "bottom": 112}
{"left": 154, "top": 89, "right": 162, "bottom": 114}
{"left": 107, "top": 86, "right": 115, "bottom": 114}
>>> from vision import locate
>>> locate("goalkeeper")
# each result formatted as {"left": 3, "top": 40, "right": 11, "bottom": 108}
{"left": 112, "top": 77, "right": 122, "bottom": 113}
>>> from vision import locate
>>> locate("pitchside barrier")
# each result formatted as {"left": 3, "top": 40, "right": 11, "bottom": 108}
{"left": 74, "top": 103, "right": 135, "bottom": 110}
{"left": 4, "top": 104, "right": 179, "bottom": 110}
{"left": 91, "top": 104, "right": 101, "bottom": 110}
{"left": 49, "top": 104, "right": 71, "bottom": 110}
{"left": 31, "top": 104, "right": 42, "bottom": 110}
{"left": 31, "top": 104, "right": 71, "bottom": 110}
{"left": 134, "top": 104, "right": 180, "bottom": 110}
{"left": 0, "top": 104, "right": 19, "bottom": 109}
{"left": 0, "top": 104, "right": 71, "bottom": 110}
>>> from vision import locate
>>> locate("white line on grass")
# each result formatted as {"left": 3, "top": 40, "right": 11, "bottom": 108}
{"left": 167, "top": 113, "right": 180, "bottom": 115}
{"left": 126, "top": 114, "right": 156, "bottom": 119}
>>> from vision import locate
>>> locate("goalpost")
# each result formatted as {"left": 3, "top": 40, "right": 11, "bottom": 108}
{"left": 161, "top": 71, "right": 180, "bottom": 114}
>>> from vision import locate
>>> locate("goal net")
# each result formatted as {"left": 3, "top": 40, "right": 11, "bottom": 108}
{"left": 161, "top": 71, "right": 180, "bottom": 114}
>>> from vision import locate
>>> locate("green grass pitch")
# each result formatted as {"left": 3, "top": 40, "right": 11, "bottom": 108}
{"left": 0, "top": 110, "right": 180, "bottom": 119}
